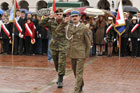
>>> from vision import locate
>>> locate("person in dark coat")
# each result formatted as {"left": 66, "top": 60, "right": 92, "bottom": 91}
{"left": 136, "top": 12, "right": 140, "bottom": 57}
{"left": 120, "top": 12, "right": 130, "bottom": 57}
{"left": 32, "top": 14, "right": 38, "bottom": 54}
{"left": 1, "top": 18, "right": 12, "bottom": 54}
{"left": 14, "top": 10, "right": 25, "bottom": 55}
{"left": 128, "top": 16, "right": 140, "bottom": 58}
{"left": 104, "top": 17, "right": 116, "bottom": 57}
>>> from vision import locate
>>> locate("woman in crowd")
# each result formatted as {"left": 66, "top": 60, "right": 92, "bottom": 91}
{"left": 95, "top": 15, "right": 107, "bottom": 56}
{"left": 104, "top": 17, "right": 116, "bottom": 57}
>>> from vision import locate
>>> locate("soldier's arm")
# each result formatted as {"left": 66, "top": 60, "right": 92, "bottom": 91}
{"left": 39, "top": 18, "right": 51, "bottom": 28}
{"left": 84, "top": 27, "right": 91, "bottom": 58}
{"left": 55, "top": 20, "right": 68, "bottom": 32}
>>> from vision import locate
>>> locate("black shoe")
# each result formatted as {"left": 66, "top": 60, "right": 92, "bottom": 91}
{"left": 80, "top": 86, "right": 83, "bottom": 92}
{"left": 57, "top": 82, "right": 63, "bottom": 88}
{"left": 13, "top": 53, "right": 18, "bottom": 55}
{"left": 57, "top": 75, "right": 64, "bottom": 88}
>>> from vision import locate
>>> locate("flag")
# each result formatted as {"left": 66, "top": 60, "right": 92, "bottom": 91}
{"left": 53, "top": 0, "right": 56, "bottom": 12}
{"left": 16, "top": 1, "right": 19, "bottom": 10}
{"left": 114, "top": 1, "right": 126, "bottom": 36}
{"left": 9, "top": 0, "right": 19, "bottom": 22}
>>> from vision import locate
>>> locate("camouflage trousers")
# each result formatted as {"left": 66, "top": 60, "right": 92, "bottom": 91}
{"left": 71, "top": 58, "right": 84, "bottom": 93}
{"left": 52, "top": 50, "right": 66, "bottom": 75}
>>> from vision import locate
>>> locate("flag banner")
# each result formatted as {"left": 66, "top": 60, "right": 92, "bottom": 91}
{"left": 53, "top": 0, "right": 56, "bottom": 12}
{"left": 16, "top": 1, "right": 19, "bottom": 10}
{"left": 9, "top": 0, "right": 19, "bottom": 22}
{"left": 9, "top": 4, "right": 15, "bottom": 22}
{"left": 114, "top": 1, "right": 126, "bottom": 36}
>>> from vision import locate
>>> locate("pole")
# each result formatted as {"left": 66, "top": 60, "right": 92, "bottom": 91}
{"left": 119, "top": 36, "right": 121, "bottom": 57}
{"left": 12, "top": 0, "right": 16, "bottom": 54}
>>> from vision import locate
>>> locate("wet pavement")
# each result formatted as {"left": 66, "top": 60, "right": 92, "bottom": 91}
{"left": 0, "top": 55, "right": 140, "bottom": 93}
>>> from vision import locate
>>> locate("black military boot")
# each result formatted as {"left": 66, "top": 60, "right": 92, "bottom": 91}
{"left": 57, "top": 75, "right": 63, "bottom": 88}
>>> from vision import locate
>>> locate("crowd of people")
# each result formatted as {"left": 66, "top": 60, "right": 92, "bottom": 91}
{"left": 0, "top": 9, "right": 140, "bottom": 58}
{"left": 82, "top": 11, "right": 140, "bottom": 58}
{"left": 0, "top": 10, "right": 52, "bottom": 59}
{"left": 1, "top": 7, "right": 140, "bottom": 93}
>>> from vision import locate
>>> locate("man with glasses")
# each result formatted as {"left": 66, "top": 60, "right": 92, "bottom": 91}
{"left": 65, "top": 11, "right": 91, "bottom": 93}
{"left": 39, "top": 8, "right": 68, "bottom": 88}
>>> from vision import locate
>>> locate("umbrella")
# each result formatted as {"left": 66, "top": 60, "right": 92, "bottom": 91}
{"left": 0, "top": 9, "right": 4, "bottom": 15}
{"left": 123, "top": 6, "right": 139, "bottom": 13}
{"left": 64, "top": 8, "right": 74, "bottom": 14}
{"left": 84, "top": 8, "right": 104, "bottom": 16}
{"left": 37, "top": 8, "right": 50, "bottom": 16}
{"left": 77, "top": 7, "right": 104, "bottom": 16}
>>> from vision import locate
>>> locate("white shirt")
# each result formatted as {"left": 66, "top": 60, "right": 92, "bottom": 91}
{"left": 73, "top": 22, "right": 80, "bottom": 27}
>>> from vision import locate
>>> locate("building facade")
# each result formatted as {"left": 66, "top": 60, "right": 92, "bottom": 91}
{"left": 0, "top": 0, "right": 139, "bottom": 12}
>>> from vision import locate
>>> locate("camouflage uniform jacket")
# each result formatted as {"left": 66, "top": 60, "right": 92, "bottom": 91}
{"left": 39, "top": 18, "right": 68, "bottom": 51}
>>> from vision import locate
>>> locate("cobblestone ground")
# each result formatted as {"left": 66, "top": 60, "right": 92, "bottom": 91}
{"left": 0, "top": 55, "right": 140, "bottom": 93}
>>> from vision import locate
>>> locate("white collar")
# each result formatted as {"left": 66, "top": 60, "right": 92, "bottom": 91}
{"left": 73, "top": 22, "right": 80, "bottom": 27}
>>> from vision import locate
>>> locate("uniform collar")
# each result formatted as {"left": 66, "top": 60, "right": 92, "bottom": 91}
{"left": 73, "top": 22, "right": 80, "bottom": 27}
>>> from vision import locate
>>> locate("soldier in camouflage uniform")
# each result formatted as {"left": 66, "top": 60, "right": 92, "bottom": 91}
{"left": 39, "top": 8, "right": 68, "bottom": 88}
{"left": 65, "top": 11, "right": 91, "bottom": 93}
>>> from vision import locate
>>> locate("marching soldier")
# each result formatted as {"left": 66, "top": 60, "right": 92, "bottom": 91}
{"left": 65, "top": 11, "right": 91, "bottom": 93}
{"left": 39, "top": 8, "right": 68, "bottom": 88}
{"left": 14, "top": 10, "right": 25, "bottom": 55}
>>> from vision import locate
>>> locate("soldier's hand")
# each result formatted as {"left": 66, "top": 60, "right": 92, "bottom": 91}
{"left": 64, "top": 17, "right": 70, "bottom": 23}
{"left": 49, "top": 13, "right": 55, "bottom": 19}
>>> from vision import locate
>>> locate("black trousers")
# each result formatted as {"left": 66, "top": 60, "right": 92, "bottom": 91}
{"left": 14, "top": 36, "right": 24, "bottom": 54}
{"left": 131, "top": 38, "right": 138, "bottom": 57}
{"left": 137, "top": 41, "right": 140, "bottom": 56}
{"left": 42, "top": 39, "right": 48, "bottom": 54}
{"left": 121, "top": 37, "right": 129, "bottom": 56}
{"left": 3, "top": 39, "right": 11, "bottom": 54}
{"left": 25, "top": 36, "right": 33, "bottom": 55}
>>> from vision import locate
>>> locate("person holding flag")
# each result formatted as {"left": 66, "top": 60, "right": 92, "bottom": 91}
{"left": 114, "top": 0, "right": 126, "bottom": 57}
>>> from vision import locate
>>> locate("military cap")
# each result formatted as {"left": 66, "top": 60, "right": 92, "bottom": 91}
{"left": 70, "top": 11, "right": 81, "bottom": 16}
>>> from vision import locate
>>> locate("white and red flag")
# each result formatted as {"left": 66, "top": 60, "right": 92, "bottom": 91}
{"left": 114, "top": 1, "right": 126, "bottom": 36}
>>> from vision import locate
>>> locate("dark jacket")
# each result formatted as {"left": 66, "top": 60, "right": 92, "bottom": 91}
{"left": 128, "top": 22, "right": 140, "bottom": 38}
{"left": 14, "top": 17, "right": 25, "bottom": 36}
{"left": 1, "top": 23, "right": 13, "bottom": 39}
{"left": 121, "top": 19, "right": 130, "bottom": 38}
